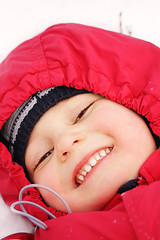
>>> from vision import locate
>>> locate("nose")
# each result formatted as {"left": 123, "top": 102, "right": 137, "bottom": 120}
{"left": 56, "top": 131, "right": 83, "bottom": 162}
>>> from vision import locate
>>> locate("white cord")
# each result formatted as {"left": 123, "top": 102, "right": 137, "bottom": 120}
{"left": 10, "top": 184, "right": 72, "bottom": 230}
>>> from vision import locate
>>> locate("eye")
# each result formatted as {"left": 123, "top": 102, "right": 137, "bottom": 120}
{"left": 75, "top": 102, "right": 94, "bottom": 123}
{"left": 34, "top": 149, "right": 54, "bottom": 170}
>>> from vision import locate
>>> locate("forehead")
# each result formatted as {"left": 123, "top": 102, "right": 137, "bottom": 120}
{"left": 60, "top": 92, "right": 101, "bottom": 107}
{"left": 29, "top": 92, "right": 102, "bottom": 132}
{"left": 47, "top": 92, "right": 102, "bottom": 114}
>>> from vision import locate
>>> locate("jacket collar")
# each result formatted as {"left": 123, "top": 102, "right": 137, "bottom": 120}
{"left": 139, "top": 148, "right": 160, "bottom": 183}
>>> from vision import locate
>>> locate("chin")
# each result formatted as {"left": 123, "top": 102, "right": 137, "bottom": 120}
{"left": 70, "top": 198, "right": 108, "bottom": 212}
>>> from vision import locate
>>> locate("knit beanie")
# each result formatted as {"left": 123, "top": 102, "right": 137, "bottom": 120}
{"left": 0, "top": 86, "right": 88, "bottom": 175}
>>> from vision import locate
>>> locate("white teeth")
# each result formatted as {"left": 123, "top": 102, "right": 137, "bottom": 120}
{"left": 89, "top": 158, "right": 97, "bottom": 166}
{"left": 75, "top": 147, "right": 113, "bottom": 185}
{"left": 94, "top": 153, "right": 101, "bottom": 161}
{"left": 106, "top": 148, "right": 111, "bottom": 154}
{"left": 81, "top": 170, "right": 87, "bottom": 176}
{"left": 77, "top": 174, "right": 84, "bottom": 181}
{"left": 99, "top": 150, "right": 106, "bottom": 157}
{"left": 84, "top": 165, "right": 92, "bottom": 172}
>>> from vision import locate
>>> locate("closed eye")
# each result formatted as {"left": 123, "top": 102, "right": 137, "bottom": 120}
{"left": 34, "top": 149, "right": 54, "bottom": 170}
{"left": 75, "top": 102, "right": 94, "bottom": 123}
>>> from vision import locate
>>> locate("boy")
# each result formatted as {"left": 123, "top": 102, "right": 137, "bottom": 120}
{"left": 0, "top": 23, "right": 160, "bottom": 239}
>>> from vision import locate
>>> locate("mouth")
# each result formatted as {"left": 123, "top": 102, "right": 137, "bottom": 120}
{"left": 75, "top": 146, "right": 113, "bottom": 186}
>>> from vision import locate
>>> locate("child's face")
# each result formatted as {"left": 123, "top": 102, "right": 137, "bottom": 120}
{"left": 25, "top": 93, "right": 156, "bottom": 212}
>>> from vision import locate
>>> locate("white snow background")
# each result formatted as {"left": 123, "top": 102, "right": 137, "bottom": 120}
{"left": 0, "top": 0, "right": 160, "bottom": 63}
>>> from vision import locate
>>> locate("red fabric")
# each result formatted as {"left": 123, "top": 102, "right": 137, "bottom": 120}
{"left": 0, "top": 23, "right": 160, "bottom": 239}
{"left": 35, "top": 181, "right": 160, "bottom": 240}
{"left": 2, "top": 232, "right": 34, "bottom": 240}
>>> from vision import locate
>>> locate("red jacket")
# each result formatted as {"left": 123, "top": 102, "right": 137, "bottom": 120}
{"left": 0, "top": 23, "right": 160, "bottom": 240}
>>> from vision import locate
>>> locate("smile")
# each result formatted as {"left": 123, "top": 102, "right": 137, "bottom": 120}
{"left": 75, "top": 147, "right": 113, "bottom": 185}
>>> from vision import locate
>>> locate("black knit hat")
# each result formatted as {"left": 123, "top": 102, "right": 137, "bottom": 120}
{"left": 0, "top": 86, "right": 88, "bottom": 175}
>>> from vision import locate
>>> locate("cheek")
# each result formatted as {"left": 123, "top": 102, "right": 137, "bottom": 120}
{"left": 34, "top": 170, "right": 66, "bottom": 210}
{"left": 34, "top": 166, "right": 60, "bottom": 191}
{"left": 38, "top": 187, "right": 68, "bottom": 212}
{"left": 86, "top": 108, "right": 117, "bottom": 136}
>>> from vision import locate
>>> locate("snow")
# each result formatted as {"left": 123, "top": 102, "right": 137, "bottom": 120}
{"left": 0, "top": 0, "right": 159, "bottom": 63}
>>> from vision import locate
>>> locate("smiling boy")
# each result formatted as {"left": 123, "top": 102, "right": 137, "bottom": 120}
{"left": 23, "top": 89, "right": 156, "bottom": 213}
{"left": 0, "top": 23, "right": 160, "bottom": 240}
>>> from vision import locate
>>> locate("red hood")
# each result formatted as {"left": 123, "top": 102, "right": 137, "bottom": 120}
{"left": 0, "top": 23, "right": 160, "bottom": 222}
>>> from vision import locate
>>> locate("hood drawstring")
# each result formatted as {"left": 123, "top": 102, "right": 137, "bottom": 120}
{"left": 10, "top": 184, "right": 72, "bottom": 230}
